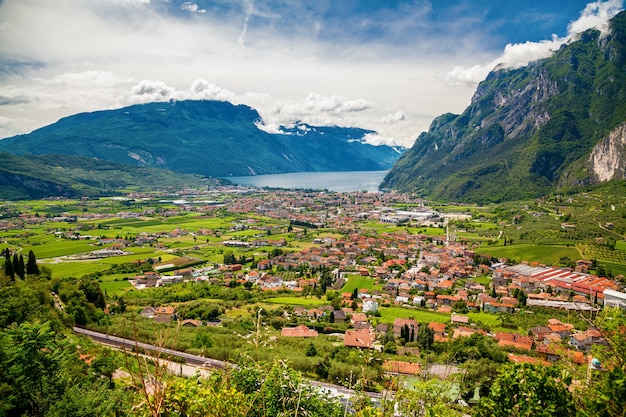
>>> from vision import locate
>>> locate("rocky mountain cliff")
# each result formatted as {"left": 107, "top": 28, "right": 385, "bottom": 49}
{"left": 381, "top": 11, "right": 626, "bottom": 203}
{"left": 0, "top": 100, "right": 403, "bottom": 178}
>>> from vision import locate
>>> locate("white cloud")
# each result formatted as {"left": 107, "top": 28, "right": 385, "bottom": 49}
{"left": 1, "top": 0, "right": 616, "bottom": 149}
{"left": 444, "top": 0, "right": 623, "bottom": 87}
{"left": 129, "top": 80, "right": 174, "bottom": 103}
{"left": 381, "top": 111, "right": 406, "bottom": 124}
{"left": 568, "top": 0, "right": 623, "bottom": 34}
{"left": 181, "top": 2, "right": 205, "bottom": 14}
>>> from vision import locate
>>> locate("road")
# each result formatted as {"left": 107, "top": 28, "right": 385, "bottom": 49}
{"left": 73, "top": 327, "right": 385, "bottom": 401}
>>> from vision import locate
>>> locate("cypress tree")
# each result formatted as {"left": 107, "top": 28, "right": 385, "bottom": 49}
{"left": 4, "top": 250, "right": 14, "bottom": 280}
{"left": 12, "top": 253, "right": 19, "bottom": 277}
{"left": 17, "top": 254, "right": 25, "bottom": 279}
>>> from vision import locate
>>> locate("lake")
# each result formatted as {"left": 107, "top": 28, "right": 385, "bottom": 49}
{"left": 225, "top": 171, "right": 388, "bottom": 192}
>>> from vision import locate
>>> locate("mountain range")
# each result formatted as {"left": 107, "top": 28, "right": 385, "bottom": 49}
{"left": 0, "top": 100, "right": 403, "bottom": 178}
{"left": 0, "top": 152, "right": 208, "bottom": 200}
{"left": 381, "top": 10, "right": 626, "bottom": 203}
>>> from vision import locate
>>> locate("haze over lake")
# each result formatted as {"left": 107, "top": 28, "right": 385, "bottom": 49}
{"left": 226, "top": 171, "right": 388, "bottom": 192}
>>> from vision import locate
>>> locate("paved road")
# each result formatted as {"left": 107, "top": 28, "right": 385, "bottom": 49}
{"left": 73, "top": 327, "right": 385, "bottom": 401}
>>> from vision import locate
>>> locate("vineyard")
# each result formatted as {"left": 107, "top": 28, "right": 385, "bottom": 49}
{"left": 577, "top": 243, "right": 626, "bottom": 264}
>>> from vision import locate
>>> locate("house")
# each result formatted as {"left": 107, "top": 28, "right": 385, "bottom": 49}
{"left": 344, "top": 328, "right": 376, "bottom": 349}
{"left": 452, "top": 326, "right": 486, "bottom": 339}
{"left": 350, "top": 312, "right": 368, "bottom": 326}
{"left": 429, "top": 322, "right": 447, "bottom": 343}
{"left": 362, "top": 298, "right": 378, "bottom": 313}
{"left": 393, "top": 318, "right": 419, "bottom": 339}
{"left": 332, "top": 310, "right": 346, "bottom": 323}
{"left": 153, "top": 306, "right": 176, "bottom": 322}
{"left": 548, "top": 321, "right": 574, "bottom": 339}
{"left": 569, "top": 332, "right": 592, "bottom": 350}
{"left": 281, "top": 325, "right": 319, "bottom": 338}
{"left": 450, "top": 314, "right": 469, "bottom": 325}
{"left": 181, "top": 319, "right": 202, "bottom": 327}
{"left": 495, "top": 332, "right": 533, "bottom": 351}
{"left": 140, "top": 306, "right": 156, "bottom": 319}
{"left": 383, "top": 360, "right": 421, "bottom": 375}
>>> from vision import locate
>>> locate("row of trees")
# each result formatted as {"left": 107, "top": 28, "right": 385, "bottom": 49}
{"left": 2, "top": 248, "right": 39, "bottom": 280}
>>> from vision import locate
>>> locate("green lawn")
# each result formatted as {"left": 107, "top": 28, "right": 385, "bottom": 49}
{"left": 263, "top": 296, "right": 329, "bottom": 307}
{"left": 472, "top": 276, "right": 492, "bottom": 286}
{"left": 378, "top": 306, "right": 450, "bottom": 324}
{"left": 341, "top": 275, "right": 381, "bottom": 293}
{"left": 100, "top": 280, "right": 133, "bottom": 298}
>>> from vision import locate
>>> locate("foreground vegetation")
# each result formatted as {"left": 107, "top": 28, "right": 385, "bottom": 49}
{"left": 1, "top": 184, "right": 625, "bottom": 416}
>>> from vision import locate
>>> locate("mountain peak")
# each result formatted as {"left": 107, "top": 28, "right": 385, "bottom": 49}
{"left": 0, "top": 100, "right": 402, "bottom": 178}
{"left": 381, "top": 10, "right": 626, "bottom": 203}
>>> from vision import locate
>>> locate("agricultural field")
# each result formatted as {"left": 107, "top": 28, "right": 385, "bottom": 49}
{"left": 475, "top": 244, "right": 582, "bottom": 265}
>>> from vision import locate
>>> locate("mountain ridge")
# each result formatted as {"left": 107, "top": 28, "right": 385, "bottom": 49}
{"left": 0, "top": 152, "right": 208, "bottom": 200}
{"left": 381, "top": 10, "right": 626, "bottom": 203}
{"left": 0, "top": 100, "right": 403, "bottom": 178}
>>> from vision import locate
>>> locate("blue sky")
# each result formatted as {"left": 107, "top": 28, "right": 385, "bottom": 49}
{"left": 0, "top": 0, "right": 623, "bottom": 146}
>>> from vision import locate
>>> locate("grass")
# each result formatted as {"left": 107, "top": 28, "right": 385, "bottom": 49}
{"left": 100, "top": 280, "right": 133, "bottom": 297}
{"left": 472, "top": 276, "right": 492, "bottom": 286}
{"left": 264, "top": 296, "right": 329, "bottom": 307}
{"left": 377, "top": 306, "right": 450, "bottom": 324}
{"left": 19, "top": 239, "right": 96, "bottom": 259}
{"left": 476, "top": 244, "right": 581, "bottom": 265}
{"left": 341, "top": 275, "right": 381, "bottom": 293}
{"left": 45, "top": 261, "right": 111, "bottom": 279}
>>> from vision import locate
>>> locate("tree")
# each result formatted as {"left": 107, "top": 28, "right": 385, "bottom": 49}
{"left": 3, "top": 250, "right": 14, "bottom": 280}
{"left": 305, "top": 341, "right": 317, "bottom": 357}
{"left": 575, "top": 307, "right": 626, "bottom": 416}
{"left": 26, "top": 250, "right": 39, "bottom": 275}
{"left": 12, "top": 253, "right": 20, "bottom": 279}
{"left": 17, "top": 255, "right": 25, "bottom": 279}
{"left": 394, "top": 378, "right": 462, "bottom": 416}
{"left": 417, "top": 325, "right": 434, "bottom": 351}
{"left": 474, "top": 363, "right": 574, "bottom": 417}
{"left": 453, "top": 300, "right": 469, "bottom": 313}
{"left": 0, "top": 321, "right": 126, "bottom": 416}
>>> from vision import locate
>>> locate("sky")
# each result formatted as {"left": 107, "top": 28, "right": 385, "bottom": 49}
{"left": 0, "top": 0, "right": 623, "bottom": 148}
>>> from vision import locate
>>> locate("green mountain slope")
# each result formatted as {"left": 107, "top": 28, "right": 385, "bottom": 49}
{"left": 0, "top": 100, "right": 403, "bottom": 177}
{"left": 381, "top": 11, "right": 626, "bottom": 203}
{"left": 0, "top": 153, "right": 207, "bottom": 200}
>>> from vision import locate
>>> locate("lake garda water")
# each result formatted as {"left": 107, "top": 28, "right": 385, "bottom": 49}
{"left": 225, "top": 171, "right": 388, "bottom": 193}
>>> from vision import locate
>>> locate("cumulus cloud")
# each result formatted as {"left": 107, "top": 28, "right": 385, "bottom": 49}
{"left": 188, "top": 79, "right": 236, "bottom": 101}
{"left": 569, "top": 0, "right": 623, "bottom": 34}
{"left": 181, "top": 2, "right": 205, "bottom": 13}
{"left": 444, "top": 0, "right": 623, "bottom": 86}
{"left": 380, "top": 111, "right": 406, "bottom": 124}
{"left": 129, "top": 80, "right": 174, "bottom": 103}
{"left": 251, "top": 93, "right": 374, "bottom": 133}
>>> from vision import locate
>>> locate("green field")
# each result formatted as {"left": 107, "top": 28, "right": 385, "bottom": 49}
{"left": 476, "top": 244, "right": 581, "bottom": 265}
{"left": 264, "top": 296, "right": 329, "bottom": 307}
{"left": 100, "top": 280, "right": 133, "bottom": 297}
{"left": 378, "top": 306, "right": 450, "bottom": 324}
{"left": 340, "top": 275, "right": 381, "bottom": 293}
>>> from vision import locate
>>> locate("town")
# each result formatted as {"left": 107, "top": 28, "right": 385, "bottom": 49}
{"left": 3, "top": 186, "right": 624, "bottom": 378}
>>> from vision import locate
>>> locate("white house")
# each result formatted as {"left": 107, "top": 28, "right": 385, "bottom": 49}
{"left": 362, "top": 298, "right": 378, "bottom": 313}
